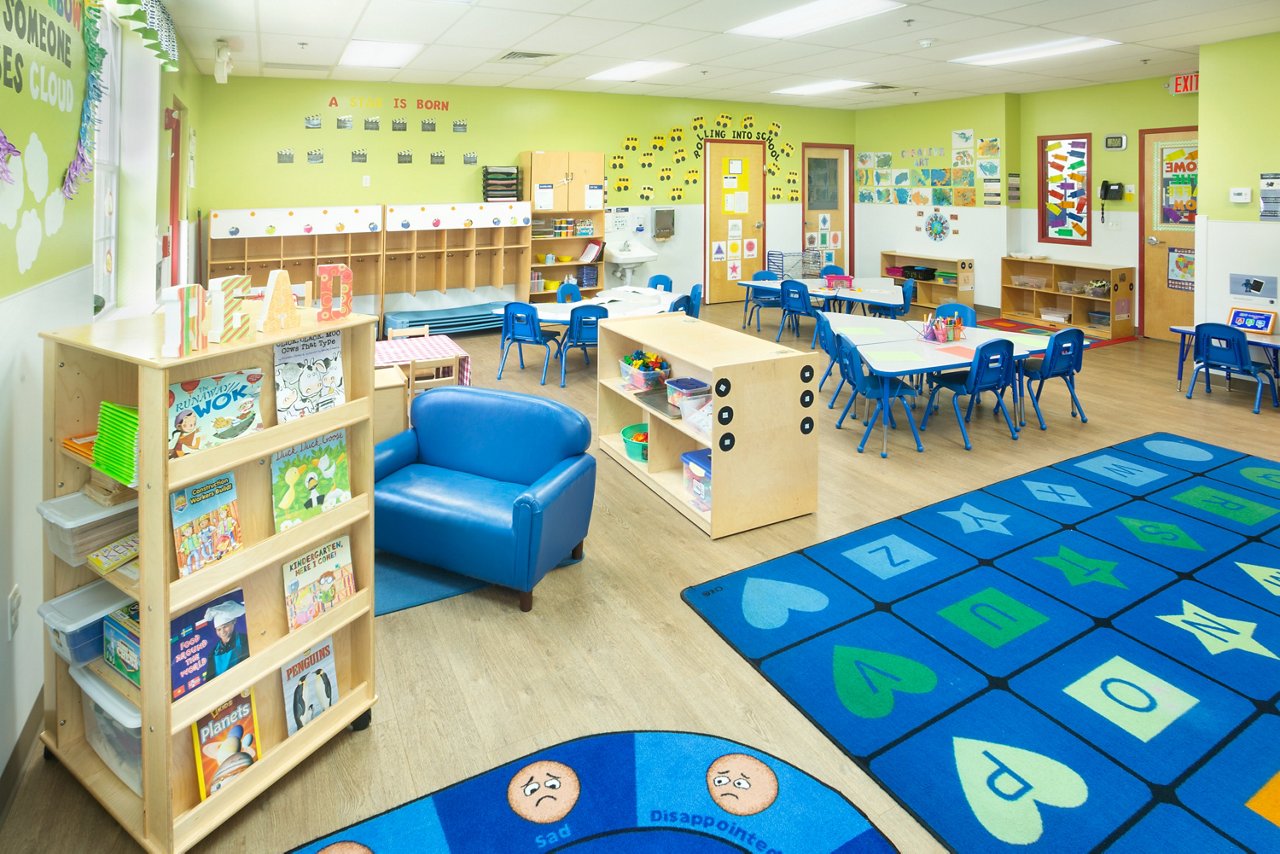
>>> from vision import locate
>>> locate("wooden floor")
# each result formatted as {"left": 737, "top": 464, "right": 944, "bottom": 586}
{"left": 5, "top": 302, "right": 1275, "bottom": 853}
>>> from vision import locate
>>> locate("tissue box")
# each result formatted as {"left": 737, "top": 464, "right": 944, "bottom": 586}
{"left": 103, "top": 602, "right": 141, "bottom": 688}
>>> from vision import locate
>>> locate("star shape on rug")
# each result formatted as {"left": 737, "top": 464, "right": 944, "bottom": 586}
{"left": 1157, "top": 600, "right": 1279, "bottom": 659}
{"left": 940, "top": 503, "right": 1012, "bottom": 536}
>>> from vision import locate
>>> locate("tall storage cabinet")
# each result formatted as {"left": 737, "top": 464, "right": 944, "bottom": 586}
{"left": 521, "top": 151, "right": 606, "bottom": 303}
{"left": 40, "top": 313, "right": 378, "bottom": 853}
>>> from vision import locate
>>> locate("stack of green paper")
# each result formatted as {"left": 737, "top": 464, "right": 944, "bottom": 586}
{"left": 92, "top": 402, "right": 140, "bottom": 487}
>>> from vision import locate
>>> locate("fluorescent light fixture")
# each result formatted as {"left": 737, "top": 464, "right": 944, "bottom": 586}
{"left": 729, "top": 0, "right": 904, "bottom": 39}
{"left": 339, "top": 40, "right": 423, "bottom": 69}
{"left": 951, "top": 37, "right": 1119, "bottom": 66}
{"left": 587, "top": 60, "right": 685, "bottom": 82}
{"left": 773, "top": 79, "right": 872, "bottom": 95}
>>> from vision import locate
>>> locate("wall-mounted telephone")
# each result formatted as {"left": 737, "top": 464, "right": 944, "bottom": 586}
{"left": 1098, "top": 181, "right": 1125, "bottom": 201}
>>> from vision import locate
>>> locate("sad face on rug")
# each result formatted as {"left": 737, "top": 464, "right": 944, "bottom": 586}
{"left": 507, "top": 760, "right": 581, "bottom": 824}
{"left": 706, "top": 753, "right": 779, "bottom": 816}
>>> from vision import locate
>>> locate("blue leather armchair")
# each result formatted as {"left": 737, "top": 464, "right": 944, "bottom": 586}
{"left": 374, "top": 386, "right": 596, "bottom": 611}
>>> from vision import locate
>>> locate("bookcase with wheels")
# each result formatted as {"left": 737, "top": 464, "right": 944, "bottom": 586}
{"left": 1000, "top": 256, "right": 1135, "bottom": 339}
{"left": 596, "top": 314, "right": 818, "bottom": 539}
{"left": 879, "top": 250, "right": 975, "bottom": 316}
{"left": 39, "top": 312, "right": 377, "bottom": 853}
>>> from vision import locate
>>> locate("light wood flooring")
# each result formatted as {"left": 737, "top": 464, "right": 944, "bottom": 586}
{"left": 4, "top": 303, "right": 1275, "bottom": 853}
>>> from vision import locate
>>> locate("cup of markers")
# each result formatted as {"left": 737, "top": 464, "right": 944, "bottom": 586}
{"left": 921, "top": 313, "right": 964, "bottom": 342}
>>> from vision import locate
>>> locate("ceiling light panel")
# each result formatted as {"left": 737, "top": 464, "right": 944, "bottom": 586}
{"left": 587, "top": 60, "right": 686, "bottom": 81}
{"left": 354, "top": 0, "right": 470, "bottom": 42}
{"left": 728, "top": 0, "right": 906, "bottom": 39}
{"left": 951, "top": 37, "right": 1119, "bottom": 66}
{"left": 772, "top": 79, "right": 873, "bottom": 95}
{"left": 339, "top": 40, "right": 425, "bottom": 68}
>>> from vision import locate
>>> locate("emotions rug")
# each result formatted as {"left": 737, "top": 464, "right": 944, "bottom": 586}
{"left": 292, "top": 731, "right": 894, "bottom": 853}
{"left": 684, "top": 433, "right": 1280, "bottom": 852}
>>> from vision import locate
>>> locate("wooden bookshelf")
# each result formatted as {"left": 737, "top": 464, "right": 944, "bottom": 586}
{"left": 879, "top": 250, "right": 975, "bottom": 316}
{"left": 1000, "top": 256, "right": 1135, "bottom": 339}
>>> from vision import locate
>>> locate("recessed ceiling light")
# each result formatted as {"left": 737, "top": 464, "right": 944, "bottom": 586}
{"left": 773, "top": 79, "right": 872, "bottom": 96}
{"left": 587, "top": 61, "right": 685, "bottom": 82}
{"left": 951, "top": 37, "right": 1119, "bottom": 66}
{"left": 339, "top": 40, "right": 424, "bottom": 69}
{"left": 729, "top": 0, "right": 904, "bottom": 39}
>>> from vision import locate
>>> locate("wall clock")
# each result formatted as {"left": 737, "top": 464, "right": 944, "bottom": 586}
{"left": 925, "top": 212, "right": 950, "bottom": 242}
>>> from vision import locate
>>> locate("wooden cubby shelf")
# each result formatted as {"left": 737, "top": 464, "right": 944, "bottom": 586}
{"left": 1000, "top": 256, "right": 1135, "bottom": 339}
{"left": 880, "top": 250, "right": 975, "bottom": 316}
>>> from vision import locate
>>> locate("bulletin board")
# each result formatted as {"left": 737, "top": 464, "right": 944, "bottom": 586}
{"left": 1039, "top": 134, "right": 1091, "bottom": 246}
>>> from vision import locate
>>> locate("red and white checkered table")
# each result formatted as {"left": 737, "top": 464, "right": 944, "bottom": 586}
{"left": 373, "top": 335, "right": 472, "bottom": 385}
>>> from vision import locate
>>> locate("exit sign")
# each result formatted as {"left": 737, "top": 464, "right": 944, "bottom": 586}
{"left": 1170, "top": 72, "right": 1199, "bottom": 95}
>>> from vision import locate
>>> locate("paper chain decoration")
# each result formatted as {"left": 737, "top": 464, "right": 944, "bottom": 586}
{"left": 0, "top": 129, "right": 18, "bottom": 186}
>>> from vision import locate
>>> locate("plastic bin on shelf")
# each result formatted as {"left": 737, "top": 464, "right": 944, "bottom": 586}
{"left": 37, "top": 579, "right": 135, "bottom": 666}
{"left": 621, "top": 424, "right": 649, "bottom": 462}
{"left": 1012, "top": 275, "right": 1047, "bottom": 289}
{"left": 1040, "top": 307, "right": 1071, "bottom": 323}
{"left": 1087, "top": 310, "right": 1111, "bottom": 325}
{"left": 665, "top": 376, "right": 711, "bottom": 407}
{"left": 678, "top": 394, "right": 713, "bottom": 439}
{"left": 69, "top": 662, "right": 142, "bottom": 796}
{"left": 36, "top": 491, "right": 138, "bottom": 567}
{"left": 1057, "top": 280, "right": 1086, "bottom": 294}
{"left": 619, "top": 361, "right": 670, "bottom": 392}
{"left": 1085, "top": 282, "right": 1111, "bottom": 298}
{"left": 681, "top": 449, "right": 712, "bottom": 512}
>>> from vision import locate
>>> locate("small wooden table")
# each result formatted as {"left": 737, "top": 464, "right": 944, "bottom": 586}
{"left": 374, "top": 334, "right": 472, "bottom": 385}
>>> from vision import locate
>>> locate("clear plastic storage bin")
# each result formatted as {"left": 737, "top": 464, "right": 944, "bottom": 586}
{"left": 1012, "top": 275, "right": 1047, "bottom": 289}
{"left": 678, "top": 394, "right": 713, "bottom": 439}
{"left": 36, "top": 491, "right": 138, "bottom": 567}
{"left": 69, "top": 662, "right": 142, "bottom": 796}
{"left": 681, "top": 449, "right": 713, "bottom": 512}
{"left": 37, "top": 579, "right": 135, "bottom": 666}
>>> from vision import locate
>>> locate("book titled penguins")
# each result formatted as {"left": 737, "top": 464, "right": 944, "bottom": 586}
{"left": 280, "top": 637, "right": 339, "bottom": 736}
{"left": 269, "top": 429, "right": 350, "bottom": 532}
{"left": 192, "top": 689, "right": 262, "bottom": 800}
{"left": 274, "top": 330, "right": 345, "bottom": 423}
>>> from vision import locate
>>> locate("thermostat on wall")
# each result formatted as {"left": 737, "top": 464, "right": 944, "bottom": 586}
{"left": 1104, "top": 134, "right": 1128, "bottom": 151}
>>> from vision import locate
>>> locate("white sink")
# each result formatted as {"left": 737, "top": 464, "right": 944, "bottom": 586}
{"left": 603, "top": 240, "right": 658, "bottom": 285}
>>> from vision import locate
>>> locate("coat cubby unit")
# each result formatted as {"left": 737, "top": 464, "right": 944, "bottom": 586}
{"left": 879, "top": 250, "right": 975, "bottom": 315}
{"left": 1000, "top": 256, "right": 1135, "bottom": 340}
{"left": 382, "top": 202, "right": 533, "bottom": 302}
{"left": 529, "top": 210, "right": 605, "bottom": 303}
{"left": 40, "top": 312, "right": 377, "bottom": 853}
{"left": 596, "top": 314, "right": 818, "bottom": 539}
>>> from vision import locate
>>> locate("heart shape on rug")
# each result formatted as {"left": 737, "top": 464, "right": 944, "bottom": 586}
{"left": 953, "top": 737, "right": 1088, "bottom": 845}
{"left": 741, "top": 577, "right": 829, "bottom": 629}
{"left": 833, "top": 646, "right": 938, "bottom": 719}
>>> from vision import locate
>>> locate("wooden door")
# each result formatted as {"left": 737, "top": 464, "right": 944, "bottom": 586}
{"left": 802, "top": 144, "right": 853, "bottom": 273}
{"left": 525, "top": 150, "right": 569, "bottom": 211}
{"left": 705, "top": 140, "right": 766, "bottom": 303}
{"left": 1140, "top": 127, "right": 1197, "bottom": 341}
{"left": 567, "top": 151, "right": 604, "bottom": 210}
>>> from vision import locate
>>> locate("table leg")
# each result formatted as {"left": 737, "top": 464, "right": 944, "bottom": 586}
{"left": 1176, "top": 330, "right": 1192, "bottom": 392}
{"left": 882, "top": 379, "right": 891, "bottom": 458}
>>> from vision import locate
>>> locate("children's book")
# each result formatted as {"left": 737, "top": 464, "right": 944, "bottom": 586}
{"left": 270, "top": 429, "right": 350, "bottom": 532}
{"left": 168, "top": 370, "right": 265, "bottom": 459}
{"left": 280, "top": 637, "right": 339, "bottom": 736}
{"left": 192, "top": 689, "right": 262, "bottom": 800}
{"left": 170, "top": 472, "right": 243, "bottom": 576}
{"left": 170, "top": 589, "right": 249, "bottom": 701}
{"left": 282, "top": 536, "right": 357, "bottom": 631}
{"left": 274, "top": 331, "right": 345, "bottom": 423}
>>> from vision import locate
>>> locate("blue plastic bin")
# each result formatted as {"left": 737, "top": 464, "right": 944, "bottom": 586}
{"left": 681, "top": 449, "right": 713, "bottom": 512}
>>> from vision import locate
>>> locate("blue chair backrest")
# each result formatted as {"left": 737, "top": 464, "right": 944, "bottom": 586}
{"left": 819, "top": 264, "right": 845, "bottom": 277}
{"left": 900, "top": 279, "right": 915, "bottom": 312}
{"left": 816, "top": 312, "right": 836, "bottom": 358}
{"left": 752, "top": 270, "right": 779, "bottom": 280}
{"left": 556, "top": 282, "right": 583, "bottom": 303}
{"left": 1041, "top": 327, "right": 1085, "bottom": 377}
{"left": 503, "top": 301, "right": 543, "bottom": 343}
{"left": 836, "top": 334, "right": 874, "bottom": 397}
{"left": 1194, "top": 322, "right": 1250, "bottom": 370}
{"left": 935, "top": 303, "right": 977, "bottom": 326}
{"left": 648, "top": 274, "right": 673, "bottom": 292}
{"left": 688, "top": 283, "right": 703, "bottom": 318}
{"left": 780, "top": 280, "right": 812, "bottom": 313}
{"left": 669, "top": 294, "right": 691, "bottom": 314}
{"left": 967, "top": 338, "right": 1015, "bottom": 394}
{"left": 566, "top": 304, "right": 607, "bottom": 345}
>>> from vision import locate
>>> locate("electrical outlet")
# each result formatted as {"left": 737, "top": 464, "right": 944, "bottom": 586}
{"left": 6, "top": 585, "right": 19, "bottom": 641}
{"left": 362, "top": 175, "right": 371, "bottom": 187}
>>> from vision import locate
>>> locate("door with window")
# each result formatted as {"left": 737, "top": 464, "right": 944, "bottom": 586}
{"left": 802, "top": 145, "right": 853, "bottom": 273}
{"left": 1140, "top": 127, "right": 1197, "bottom": 341}
{"left": 705, "top": 140, "right": 766, "bottom": 303}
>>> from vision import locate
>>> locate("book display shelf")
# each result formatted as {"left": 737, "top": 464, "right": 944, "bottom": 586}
{"left": 39, "top": 312, "right": 377, "bottom": 852}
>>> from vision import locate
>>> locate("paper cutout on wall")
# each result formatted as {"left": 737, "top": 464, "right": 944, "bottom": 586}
{"left": 954, "top": 187, "right": 976, "bottom": 207}
{"left": 910, "top": 189, "right": 930, "bottom": 206}
{"left": 875, "top": 152, "right": 893, "bottom": 168}
{"left": 806, "top": 232, "right": 819, "bottom": 248}
{"left": 911, "top": 169, "right": 928, "bottom": 188}
{"left": 307, "top": 149, "right": 324, "bottom": 165}
{"left": 728, "top": 240, "right": 741, "bottom": 260}
{"left": 744, "top": 238, "right": 758, "bottom": 259}
{"left": 712, "top": 241, "right": 727, "bottom": 262}
{"left": 933, "top": 188, "right": 953, "bottom": 206}
{"left": 1042, "top": 136, "right": 1090, "bottom": 243}
{"left": 930, "top": 169, "right": 949, "bottom": 187}
{"left": 1167, "top": 248, "right": 1194, "bottom": 291}
{"left": 336, "top": 116, "right": 352, "bottom": 130}
{"left": 856, "top": 152, "right": 873, "bottom": 168}
{"left": 952, "top": 150, "right": 974, "bottom": 167}
{"left": 894, "top": 188, "right": 910, "bottom": 205}
{"left": 978, "top": 159, "right": 1000, "bottom": 178}
{"left": 830, "top": 232, "right": 842, "bottom": 249}
{"left": 277, "top": 149, "right": 294, "bottom": 164}
{"left": 893, "top": 170, "right": 909, "bottom": 186}
{"left": 952, "top": 129, "right": 974, "bottom": 148}
{"left": 951, "top": 168, "right": 975, "bottom": 187}
{"left": 977, "top": 138, "right": 1000, "bottom": 157}
{"left": 728, "top": 260, "right": 741, "bottom": 279}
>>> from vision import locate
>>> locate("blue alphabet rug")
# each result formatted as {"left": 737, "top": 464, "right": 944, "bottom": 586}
{"left": 683, "top": 433, "right": 1280, "bottom": 853}
{"left": 292, "top": 731, "right": 894, "bottom": 853}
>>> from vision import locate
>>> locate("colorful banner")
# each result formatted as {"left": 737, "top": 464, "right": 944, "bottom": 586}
{"left": 1041, "top": 135, "right": 1090, "bottom": 244}
{"left": 1156, "top": 141, "right": 1197, "bottom": 229}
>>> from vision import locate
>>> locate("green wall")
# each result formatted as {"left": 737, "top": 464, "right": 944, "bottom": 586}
{"left": 193, "top": 78, "right": 855, "bottom": 211}
{"left": 158, "top": 31, "right": 203, "bottom": 225}
{"left": 1199, "top": 32, "right": 1280, "bottom": 221}
{"left": 0, "top": 0, "right": 92, "bottom": 298}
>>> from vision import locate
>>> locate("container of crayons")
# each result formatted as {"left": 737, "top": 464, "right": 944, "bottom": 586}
{"left": 921, "top": 314, "right": 965, "bottom": 342}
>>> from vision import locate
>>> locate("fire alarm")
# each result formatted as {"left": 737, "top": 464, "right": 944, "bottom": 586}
{"left": 1104, "top": 134, "right": 1127, "bottom": 151}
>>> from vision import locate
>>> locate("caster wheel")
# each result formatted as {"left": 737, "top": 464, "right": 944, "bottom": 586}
{"left": 351, "top": 709, "right": 372, "bottom": 732}
{"left": 44, "top": 745, "right": 53, "bottom": 761}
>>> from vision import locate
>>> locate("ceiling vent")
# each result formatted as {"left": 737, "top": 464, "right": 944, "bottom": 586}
{"left": 496, "top": 51, "right": 560, "bottom": 65}
{"left": 863, "top": 84, "right": 899, "bottom": 92}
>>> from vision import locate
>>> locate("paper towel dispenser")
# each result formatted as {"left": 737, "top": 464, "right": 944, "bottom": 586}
{"left": 653, "top": 208, "right": 674, "bottom": 241}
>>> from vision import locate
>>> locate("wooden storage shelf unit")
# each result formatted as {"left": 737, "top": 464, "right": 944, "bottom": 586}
{"left": 522, "top": 150, "right": 605, "bottom": 304}
{"left": 40, "top": 312, "right": 378, "bottom": 853}
{"left": 596, "top": 314, "right": 818, "bottom": 539}
{"left": 1000, "top": 256, "right": 1135, "bottom": 339}
{"left": 879, "top": 250, "right": 975, "bottom": 316}
{"left": 383, "top": 202, "right": 532, "bottom": 303}
{"left": 528, "top": 212, "right": 605, "bottom": 303}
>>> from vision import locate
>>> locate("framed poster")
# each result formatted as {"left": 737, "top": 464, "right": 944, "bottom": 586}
{"left": 1038, "top": 134, "right": 1091, "bottom": 246}
{"left": 1154, "top": 140, "right": 1198, "bottom": 229}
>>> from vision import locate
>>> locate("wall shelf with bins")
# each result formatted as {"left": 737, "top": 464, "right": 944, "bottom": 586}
{"left": 39, "top": 312, "right": 377, "bottom": 853}
{"left": 1000, "top": 256, "right": 1135, "bottom": 339}
{"left": 596, "top": 314, "right": 817, "bottom": 539}
{"left": 528, "top": 212, "right": 604, "bottom": 302}
{"left": 879, "top": 250, "right": 974, "bottom": 316}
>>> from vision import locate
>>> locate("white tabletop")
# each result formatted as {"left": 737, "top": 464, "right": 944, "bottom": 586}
{"left": 857, "top": 335, "right": 1035, "bottom": 377}
{"left": 1170, "top": 324, "right": 1280, "bottom": 347}
{"left": 822, "top": 314, "right": 918, "bottom": 344}
{"left": 741, "top": 278, "right": 903, "bottom": 308}
{"left": 534, "top": 286, "right": 672, "bottom": 323}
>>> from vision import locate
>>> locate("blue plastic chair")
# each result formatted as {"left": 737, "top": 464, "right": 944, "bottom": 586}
{"left": 776, "top": 280, "right": 820, "bottom": 348}
{"left": 1023, "top": 327, "right": 1088, "bottom": 430}
{"left": 497, "top": 302, "right": 561, "bottom": 385}
{"left": 744, "top": 269, "right": 781, "bottom": 330}
{"left": 819, "top": 264, "right": 845, "bottom": 277}
{"left": 648, "top": 274, "right": 673, "bottom": 292}
{"left": 834, "top": 334, "right": 923, "bottom": 456}
{"left": 870, "top": 278, "right": 914, "bottom": 319}
{"left": 922, "top": 338, "right": 1018, "bottom": 450}
{"left": 815, "top": 312, "right": 838, "bottom": 392}
{"left": 935, "top": 302, "right": 977, "bottom": 326}
{"left": 556, "top": 282, "right": 583, "bottom": 303}
{"left": 558, "top": 304, "right": 607, "bottom": 387}
{"left": 668, "top": 294, "right": 691, "bottom": 314}
{"left": 688, "top": 283, "right": 703, "bottom": 319}
{"left": 1185, "top": 322, "right": 1279, "bottom": 414}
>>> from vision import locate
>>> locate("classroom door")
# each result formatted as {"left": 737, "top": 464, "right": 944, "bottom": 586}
{"left": 705, "top": 140, "right": 766, "bottom": 303}
{"left": 802, "top": 145, "right": 852, "bottom": 273}
{"left": 1139, "top": 127, "right": 1197, "bottom": 341}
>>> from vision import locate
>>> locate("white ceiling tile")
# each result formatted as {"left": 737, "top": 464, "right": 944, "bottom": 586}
{"left": 710, "top": 39, "right": 844, "bottom": 70}
{"left": 405, "top": 45, "right": 496, "bottom": 72}
{"left": 554, "top": 79, "right": 621, "bottom": 92}
{"left": 434, "top": 7, "right": 562, "bottom": 48}
{"left": 390, "top": 69, "right": 462, "bottom": 84}
{"left": 790, "top": 9, "right": 971, "bottom": 49}
{"left": 261, "top": 33, "right": 348, "bottom": 65}
{"left": 650, "top": 0, "right": 803, "bottom": 33}
{"left": 922, "top": 0, "right": 1043, "bottom": 14}
{"left": 450, "top": 71, "right": 527, "bottom": 86}
{"left": 354, "top": 0, "right": 470, "bottom": 43}
{"left": 262, "top": 67, "right": 332, "bottom": 79}
{"left": 164, "top": 0, "right": 258, "bottom": 32}
{"left": 1140, "top": 15, "right": 1280, "bottom": 50}
{"left": 475, "top": 0, "right": 584, "bottom": 12}
{"left": 331, "top": 67, "right": 400, "bottom": 82}
{"left": 570, "top": 0, "right": 698, "bottom": 24}
{"left": 180, "top": 28, "right": 261, "bottom": 63}
{"left": 985, "top": 0, "right": 1139, "bottom": 27}
{"left": 504, "top": 75, "right": 578, "bottom": 88}
{"left": 583, "top": 25, "right": 713, "bottom": 62}
{"left": 259, "top": 0, "right": 366, "bottom": 39}
{"left": 511, "top": 18, "right": 638, "bottom": 53}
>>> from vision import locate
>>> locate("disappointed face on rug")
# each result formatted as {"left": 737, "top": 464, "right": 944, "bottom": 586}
{"left": 506, "top": 759, "right": 580, "bottom": 824}
{"left": 706, "top": 753, "right": 779, "bottom": 816}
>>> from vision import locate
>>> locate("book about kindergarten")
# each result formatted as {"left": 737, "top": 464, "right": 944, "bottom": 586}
{"left": 170, "top": 590, "right": 250, "bottom": 701}
{"left": 274, "top": 330, "right": 345, "bottom": 423}
{"left": 270, "top": 429, "right": 351, "bottom": 532}
{"left": 282, "top": 536, "right": 357, "bottom": 631}
{"left": 168, "top": 370, "right": 265, "bottom": 459}
{"left": 170, "top": 472, "right": 243, "bottom": 576}
{"left": 192, "top": 689, "right": 262, "bottom": 800}
{"left": 280, "top": 637, "right": 340, "bottom": 736}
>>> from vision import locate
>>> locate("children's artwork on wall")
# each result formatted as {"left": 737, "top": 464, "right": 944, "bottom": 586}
{"left": 978, "top": 158, "right": 1000, "bottom": 178}
{"left": 952, "top": 149, "right": 974, "bottom": 167}
{"left": 910, "top": 169, "right": 928, "bottom": 188}
{"left": 858, "top": 188, "right": 875, "bottom": 203}
{"left": 875, "top": 188, "right": 892, "bottom": 204}
{"left": 351, "top": 149, "right": 366, "bottom": 163}
{"left": 397, "top": 150, "right": 412, "bottom": 164}
{"left": 932, "top": 188, "right": 953, "bottom": 206}
{"left": 894, "top": 188, "right": 910, "bottom": 205}
{"left": 1156, "top": 141, "right": 1198, "bottom": 228}
{"left": 874, "top": 169, "right": 892, "bottom": 186}
{"left": 893, "top": 169, "right": 908, "bottom": 186}
{"left": 953, "top": 187, "right": 976, "bottom": 207}
{"left": 421, "top": 119, "right": 436, "bottom": 132}
{"left": 391, "top": 118, "right": 406, "bottom": 132}
{"left": 1039, "top": 133, "right": 1091, "bottom": 245}
{"left": 304, "top": 114, "right": 321, "bottom": 129}
{"left": 855, "top": 168, "right": 871, "bottom": 187}
{"left": 856, "top": 152, "right": 873, "bottom": 168}
{"left": 977, "top": 137, "right": 1000, "bottom": 158}
{"left": 929, "top": 169, "right": 949, "bottom": 187}
{"left": 874, "top": 152, "right": 893, "bottom": 169}
{"left": 452, "top": 120, "right": 468, "bottom": 133}
{"left": 364, "top": 118, "right": 380, "bottom": 131}
{"left": 910, "top": 189, "right": 930, "bottom": 206}
{"left": 951, "top": 167, "right": 975, "bottom": 187}
{"left": 430, "top": 151, "right": 445, "bottom": 165}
